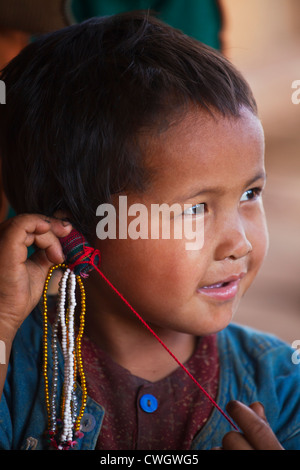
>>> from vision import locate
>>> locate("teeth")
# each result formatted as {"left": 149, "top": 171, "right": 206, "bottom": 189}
{"left": 203, "top": 282, "right": 224, "bottom": 289}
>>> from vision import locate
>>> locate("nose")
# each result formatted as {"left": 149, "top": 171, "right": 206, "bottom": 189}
{"left": 214, "top": 213, "right": 252, "bottom": 261}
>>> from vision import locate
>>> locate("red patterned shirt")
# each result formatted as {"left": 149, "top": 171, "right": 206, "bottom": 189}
{"left": 80, "top": 333, "right": 219, "bottom": 450}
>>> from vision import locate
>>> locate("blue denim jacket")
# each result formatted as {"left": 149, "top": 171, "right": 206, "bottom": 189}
{"left": 1, "top": 307, "right": 300, "bottom": 450}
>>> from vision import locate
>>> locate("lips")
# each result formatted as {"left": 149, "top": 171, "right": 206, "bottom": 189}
{"left": 197, "top": 273, "right": 246, "bottom": 301}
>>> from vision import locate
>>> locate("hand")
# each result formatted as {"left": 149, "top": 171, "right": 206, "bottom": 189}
{"left": 212, "top": 400, "right": 284, "bottom": 450}
{"left": 0, "top": 213, "right": 72, "bottom": 340}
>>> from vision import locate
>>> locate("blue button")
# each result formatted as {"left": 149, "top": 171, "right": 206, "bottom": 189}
{"left": 139, "top": 394, "right": 158, "bottom": 413}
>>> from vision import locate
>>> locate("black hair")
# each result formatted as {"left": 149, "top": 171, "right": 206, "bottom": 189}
{"left": 0, "top": 11, "right": 257, "bottom": 238}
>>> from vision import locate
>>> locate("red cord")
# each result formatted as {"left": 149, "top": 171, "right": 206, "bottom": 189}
{"left": 67, "top": 245, "right": 237, "bottom": 430}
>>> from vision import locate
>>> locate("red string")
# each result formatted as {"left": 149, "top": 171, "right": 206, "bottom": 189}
{"left": 71, "top": 251, "right": 238, "bottom": 431}
{"left": 67, "top": 245, "right": 101, "bottom": 277}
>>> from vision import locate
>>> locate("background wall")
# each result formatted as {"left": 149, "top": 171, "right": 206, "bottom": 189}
{"left": 220, "top": 0, "right": 300, "bottom": 343}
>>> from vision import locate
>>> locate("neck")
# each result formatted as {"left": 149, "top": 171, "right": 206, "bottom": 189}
{"left": 82, "top": 276, "right": 197, "bottom": 382}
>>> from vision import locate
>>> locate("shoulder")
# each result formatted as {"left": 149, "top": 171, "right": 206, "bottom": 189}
{"left": 216, "top": 322, "right": 298, "bottom": 393}
{"left": 217, "top": 322, "right": 300, "bottom": 410}
{"left": 218, "top": 322, "right": 299, "bottom": 390}
{"left": 217, "top": 323, "right": 300, "bottom": 449}
{"left": 220, "top": 321, "right": 287, "bottom": 347}
{"left": 218, "top": 322, "right": 294, "bottom": 365}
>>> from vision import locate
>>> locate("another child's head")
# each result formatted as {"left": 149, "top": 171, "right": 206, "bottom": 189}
{"left": 0, "top": 12, "right": 268, "bottom": 335}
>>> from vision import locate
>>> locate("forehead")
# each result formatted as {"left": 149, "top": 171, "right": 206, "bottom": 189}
{"left": 142, "top": 107, "right": 265, "bottom": 200}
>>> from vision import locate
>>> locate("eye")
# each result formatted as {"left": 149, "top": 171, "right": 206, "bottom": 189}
{"left": 240, "top": 187, "right": 262, "bottom": 202}
{"left": 183, "top": 203, "right": 205, "bottom": 216}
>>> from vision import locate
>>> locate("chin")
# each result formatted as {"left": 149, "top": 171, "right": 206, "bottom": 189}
{"left": 193, "top": 299, "right": 240, "bottom": 337}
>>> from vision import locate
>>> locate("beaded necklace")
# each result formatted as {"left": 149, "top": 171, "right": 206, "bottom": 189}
{"left": 43, "top": 264, "right": 87, "bottom": 449}
{"left": 42, "top": 229, "right": 237, "bottom": 450}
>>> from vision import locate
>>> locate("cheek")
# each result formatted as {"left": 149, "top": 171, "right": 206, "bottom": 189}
{"left": 129, "top": 240, "right": 197, "bottom": 291}
{"left": 99, "top": 237, "right": 203, "bottom": 306}
{"left": 247, "top": 209, "right": 269, "bottom": 274}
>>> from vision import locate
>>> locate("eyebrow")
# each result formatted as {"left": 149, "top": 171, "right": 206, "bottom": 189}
{"left": 173, "top": 171, "right": 267, "bottom": 203}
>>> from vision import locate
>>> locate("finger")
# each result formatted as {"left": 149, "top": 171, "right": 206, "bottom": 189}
{"left": 28, "top": 231, "right": 66, "bottom": 265}
{"left": 249, "top": 401, "right": 267, "bottom": 421}
{"left": 226, "top": 401, "right": 284, "bottom": 450}
{"left": 32, "top": 217, "right": 73, "bottom": 264}
{"left": 23, "top": 215, "right": 72, "bottom": 248}
{"left": 222, "top": 431, "right": 254, "bottom": 450}
{"left": 29, "top": 246, "right": 63, "bottom": 276}
{"left": 2, "top": 214, "right": 72, "bottom": 265}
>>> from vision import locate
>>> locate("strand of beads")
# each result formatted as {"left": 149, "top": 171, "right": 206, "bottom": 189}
{"left": 60, "top": 270, "right": 77, "bottom": 446}
{"left": 49, "top": 290, "right": 61, "bottom": 434}
{"left": 42, "top": 264, "right": 87, "bottom": 450}
{"left": 43, "top": 264, "right": 67, "bottom": 432}
{"left": 74, "top": 274, "right": 87, "bottom": 434}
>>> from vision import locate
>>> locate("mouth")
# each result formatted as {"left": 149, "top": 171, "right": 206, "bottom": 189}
{"left": 197, "top": 273, "right": 246, "bottom": 301}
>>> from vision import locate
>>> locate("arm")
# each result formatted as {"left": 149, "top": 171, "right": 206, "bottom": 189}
{"left": 0, "top": 214, "right": 72, "bottom": 399}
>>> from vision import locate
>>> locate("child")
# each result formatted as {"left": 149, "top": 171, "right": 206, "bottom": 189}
{"left": 0, "top": 12, "right": 299, "bottom": 450}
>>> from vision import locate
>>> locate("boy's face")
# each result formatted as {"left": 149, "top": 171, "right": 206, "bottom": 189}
{"left": 93, "top": 106, "right": 268, "bottom": 337}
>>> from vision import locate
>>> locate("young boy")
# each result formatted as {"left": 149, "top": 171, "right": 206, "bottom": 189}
{"left": 0, "top": 12, "right": 299, "bottom": 450}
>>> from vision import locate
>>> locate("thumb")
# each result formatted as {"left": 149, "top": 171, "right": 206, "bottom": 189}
{"left": 26, "top": 249, "right": 64, "bottom": 308}
{"left": 28, "top": 247, "right": 64, "bottom": 280}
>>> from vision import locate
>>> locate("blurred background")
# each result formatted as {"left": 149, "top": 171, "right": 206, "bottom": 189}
{"left": 0, "top": 0, "right": 299, "bottom": 343}
{"left": 220, "top": 0, "right": 300, "bottom": 343}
